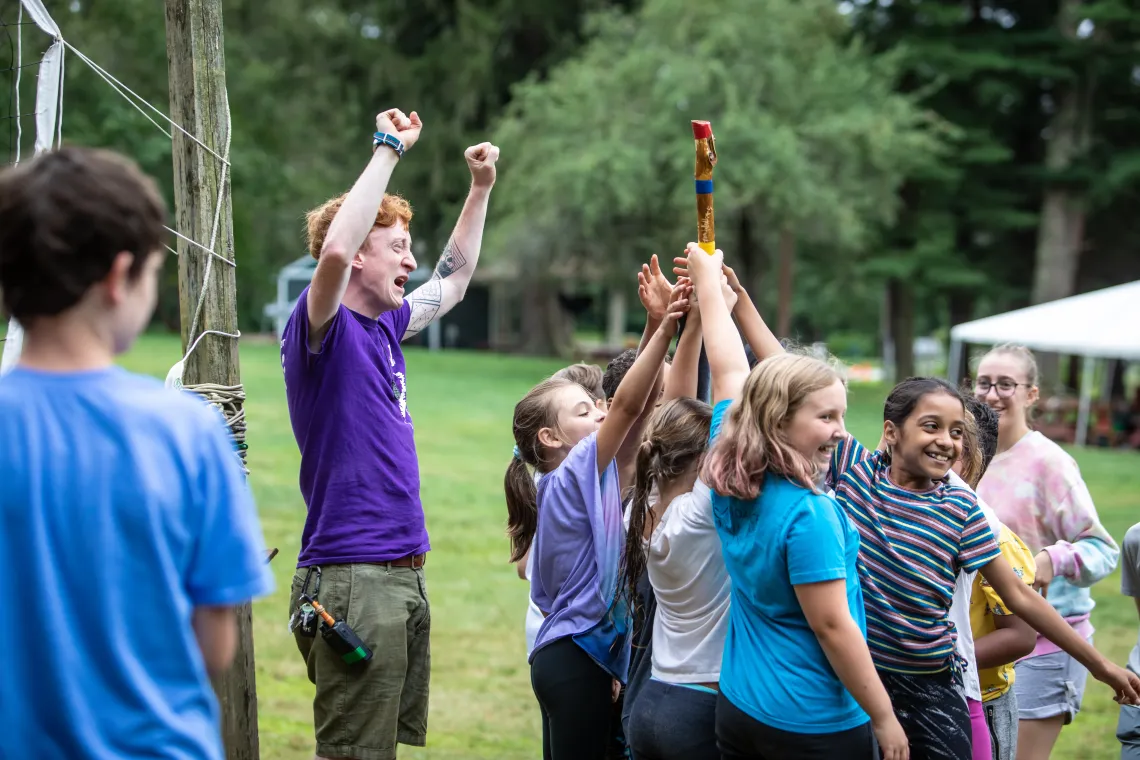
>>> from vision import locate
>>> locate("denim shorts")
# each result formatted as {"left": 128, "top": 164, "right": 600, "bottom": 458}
{"left": 288, "top": 563, "right": 431, "bottom": 760}
{"left": 1013, "top": 644, "right": 1091, "bottom": 724}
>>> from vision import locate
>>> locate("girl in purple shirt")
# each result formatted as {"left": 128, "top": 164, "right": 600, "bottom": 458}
{"left": 505, "top": 283, "right": 689, "bottom": 760}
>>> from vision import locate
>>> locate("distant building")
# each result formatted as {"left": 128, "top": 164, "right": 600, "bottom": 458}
{"left": 263, "top": 255, "right": 514, "bottom": 350}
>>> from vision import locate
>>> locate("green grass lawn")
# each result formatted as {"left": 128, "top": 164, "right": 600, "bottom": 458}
{"left": 118, "top": 333, "right": 1139, "bottom": 759}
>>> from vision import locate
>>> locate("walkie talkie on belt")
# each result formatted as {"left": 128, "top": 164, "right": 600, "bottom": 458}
{"left": 301, "top": 594, "right": 373, "bottom": 665}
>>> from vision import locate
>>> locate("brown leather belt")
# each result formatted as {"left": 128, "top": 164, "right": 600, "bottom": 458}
{"left": 386, "top": 552, "right": 427, "bottom": 569}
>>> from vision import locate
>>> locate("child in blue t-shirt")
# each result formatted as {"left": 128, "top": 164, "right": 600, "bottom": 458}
{"left": 683, "top": 244, "right": 908, "bottom": 760}
{"left": 0, "top": 147, "right": 273, "bottom": 760}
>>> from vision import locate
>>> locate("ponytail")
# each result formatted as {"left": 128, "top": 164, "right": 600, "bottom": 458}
{"left": 505, "top": 456, "right": 538, "bottom": 563}
{"left": 619, "top": 398, "right": 713, "bottom": 606}
{"left": 620, "top": 437, "right": 658, "bottom": 606}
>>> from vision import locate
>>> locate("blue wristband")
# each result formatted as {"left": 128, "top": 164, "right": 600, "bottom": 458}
{"left": 372, "top": 132, "right": 405, "bottom": 158}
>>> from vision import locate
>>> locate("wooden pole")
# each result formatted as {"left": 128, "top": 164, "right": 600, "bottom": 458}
{"left": 164, "top": 2, "right": 259, "bottom": 759}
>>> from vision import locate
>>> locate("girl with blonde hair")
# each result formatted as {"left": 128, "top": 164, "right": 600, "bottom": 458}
{"left": 685, "top": 244, "right": 908, "bottom": 760}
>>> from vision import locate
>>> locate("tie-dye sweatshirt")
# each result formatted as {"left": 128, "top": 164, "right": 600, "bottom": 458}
{"left": 978, "top": 430, "right": 1118, "bottom": 655}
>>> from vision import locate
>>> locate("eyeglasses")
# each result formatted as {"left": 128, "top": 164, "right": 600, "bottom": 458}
{"left": 974, "top": 379, "right": 1031, "bottom": 398}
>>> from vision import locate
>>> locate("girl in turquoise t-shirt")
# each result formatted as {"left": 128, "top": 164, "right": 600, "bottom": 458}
{"left": 683, "top": 244, "right": 908, "bottom": 760}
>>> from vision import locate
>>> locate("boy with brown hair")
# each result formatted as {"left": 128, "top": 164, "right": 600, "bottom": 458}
{"left": 0, "top": 146, "right": 272, "bottom": 759}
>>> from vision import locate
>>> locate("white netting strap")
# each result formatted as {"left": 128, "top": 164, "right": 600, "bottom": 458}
{"left": 61, "top": 40, "right": 230, "bottom": 166}
{"left": 164, "top": 226, "right": 235, "bottom": 267}
{"left": 14, "top": 2, "right": 22, "bottom": 165}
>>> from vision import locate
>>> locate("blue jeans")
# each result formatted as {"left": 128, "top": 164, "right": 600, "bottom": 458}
{"left": 627, "top": 678, "right": 718, "bottom": 760}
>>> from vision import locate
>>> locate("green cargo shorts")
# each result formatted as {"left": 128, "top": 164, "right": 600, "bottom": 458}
{"left": 289, "top": 562, "right": 431, "bottom": 760}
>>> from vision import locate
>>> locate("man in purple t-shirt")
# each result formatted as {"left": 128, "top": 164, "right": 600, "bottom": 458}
{"left": 282, "top": 107, "right": 499, "bottom": 760}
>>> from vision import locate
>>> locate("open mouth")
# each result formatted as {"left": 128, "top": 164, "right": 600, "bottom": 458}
{"left": 817, "top": 443, "right": 835, "bottom": 457}
{"left": 394, "top": 275, "right": 408, "bottom": 290}
{"left": 925, "top": 451, "right": 952, "bottom": 465}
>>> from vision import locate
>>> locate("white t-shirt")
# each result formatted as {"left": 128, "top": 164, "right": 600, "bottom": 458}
{"left": 525, "top": 470, "right": 545, "bottom": 654}
{"left": 524, "top": 550, "right": 544, "bottom": 654}
{"left": 647, "top": 479, "right": 731, "bottom": 682}
{"left": 948, "top": 470, "right": 1002, "bottom": 702}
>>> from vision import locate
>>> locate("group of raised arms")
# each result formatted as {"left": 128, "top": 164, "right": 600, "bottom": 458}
{"left": 505, "top": 244, "right": 1140, "bottom": 760}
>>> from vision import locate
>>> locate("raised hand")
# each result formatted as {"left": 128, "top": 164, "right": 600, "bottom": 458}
{"left": 637, "top": 254, "right": 675, "bottom": 321}
{"left": 376, "top": 108, "right": 423, "bottom": 151}
{"left": 684, "top": 242, "right": 724, "bottom": 287}
{"left": 465, "top": 142, "right": 500, "bottom": 188}
{"left": 722, "top": 263, "right": 743, "bottom": 295}
{"left": 658, "top": 279, "right": 691, "bottom": 340}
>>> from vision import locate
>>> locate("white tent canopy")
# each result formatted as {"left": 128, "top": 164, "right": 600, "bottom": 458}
{"left": 947, "top": 280, "right": 1140, "bottom": 446}
{"left": 950, "top": 280, "right": 1140, "bottom": 360}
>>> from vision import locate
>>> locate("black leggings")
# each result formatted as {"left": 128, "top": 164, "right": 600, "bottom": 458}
{"left": 715, "top": 691, "right": 876, "bottom": 760}
{"left": 531, "top": 637, "right": 615, "bottom": 760}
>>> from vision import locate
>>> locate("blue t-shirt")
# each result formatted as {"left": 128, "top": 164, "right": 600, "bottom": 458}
{"left": 709, "top": 400, "right": 868, "bottom": 734}
{"left": 0, "top": 366, "right": 274, "bottom": 759}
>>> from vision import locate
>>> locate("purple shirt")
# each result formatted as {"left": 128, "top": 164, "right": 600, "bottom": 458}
{"left": 530, "top": 433, "right": 631, "bottom": 682}
{"left": 282, "top": 287, "right": 429, "bottom": 566}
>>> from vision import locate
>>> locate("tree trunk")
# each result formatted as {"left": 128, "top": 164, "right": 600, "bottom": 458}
{"left": 606, "top": 288, "right": 627, "bottom": 348}
{"left": 1032, "top": 0, "right": 1094, "bottom": 388}
{"left": 888, "top": 278, "right": 916, "bottom": 381}
{"left": 948, "top": 290, "right": 975, "bottom": 329}
{"left": 519, "top": 282, "right": 572, "bottom": 357}
{"left": 734, "top": 209, "right": 765, "bottom": 310}
{"left": 776, "top": 227, "right": 796, "bottom": 339}
{"left": 880, "top": 281, "right": 895, "bottom": 383}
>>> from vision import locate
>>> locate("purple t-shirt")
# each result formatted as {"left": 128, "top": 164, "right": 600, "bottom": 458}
{"left": 282, "top": 287, "right": 429, "bottom": 565}
{"left": 529, "top": 433, "right": 631, "bottom": 682}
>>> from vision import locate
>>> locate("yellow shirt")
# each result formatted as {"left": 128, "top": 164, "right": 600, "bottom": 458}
{"left": 970, "top": 524, "right": 1037, "bottom": 702}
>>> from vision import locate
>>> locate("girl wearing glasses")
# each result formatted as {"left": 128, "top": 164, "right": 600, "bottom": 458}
{"left": 974, "top": 343, "right": 1120, "bottom": 760}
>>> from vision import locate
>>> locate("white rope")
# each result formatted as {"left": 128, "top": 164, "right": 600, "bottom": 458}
{"left": 183, "top": 94, "right": 233, "bottom": 359}
{"left": 182, "top": 328, "right": 242, "bottom": 365}
{"left": 61, "top": 40, "right": 230, "bottom": 166}
{"left": 14, "top": 2, "right": 22, "bottom": 165}
{"left": 164, "top": 225, "right": 236, "bottom": 267}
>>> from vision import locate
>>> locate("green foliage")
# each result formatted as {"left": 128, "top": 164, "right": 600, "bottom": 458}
{"left": 4, "top": 0, "right": 637, "bottom": 331}
{"left": 490, "top": 0, "right": 949, "bottom": 274}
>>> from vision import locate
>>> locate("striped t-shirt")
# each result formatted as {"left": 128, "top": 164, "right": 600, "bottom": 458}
{"left": 828, "top": 435, "right": 1000, "bottom": 675}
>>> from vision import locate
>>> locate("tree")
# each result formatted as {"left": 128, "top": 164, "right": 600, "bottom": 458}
{"left": 850, "top": 0, "right": 1140, "bottom": 384}
{"left": 489, "top": 0, "right": 947, "bottom": 353}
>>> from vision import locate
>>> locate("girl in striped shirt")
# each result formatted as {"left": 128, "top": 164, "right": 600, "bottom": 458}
{"left": 828, "top": 377, "right": 1140, "bottom": 760}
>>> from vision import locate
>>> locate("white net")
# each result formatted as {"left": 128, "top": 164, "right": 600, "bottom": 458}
{"left": 1, "top": 0, "right": 240, "bottom": 383}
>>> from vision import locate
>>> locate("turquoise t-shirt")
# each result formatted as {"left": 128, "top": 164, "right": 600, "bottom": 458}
{"left": 709, "top": 400, "right": 869, "bottom": 734}
{"left": 0, "top": 366, "right": 274, "bottom": 759}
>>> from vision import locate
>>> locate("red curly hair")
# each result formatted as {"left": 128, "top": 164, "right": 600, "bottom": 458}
{"left": 305, "top": 192, "right": 414, "bottom": 259}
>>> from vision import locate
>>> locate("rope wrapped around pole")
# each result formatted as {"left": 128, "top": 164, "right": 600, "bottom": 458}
{"left": 185, "top": 382, "right": 248, "bottom": 473}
